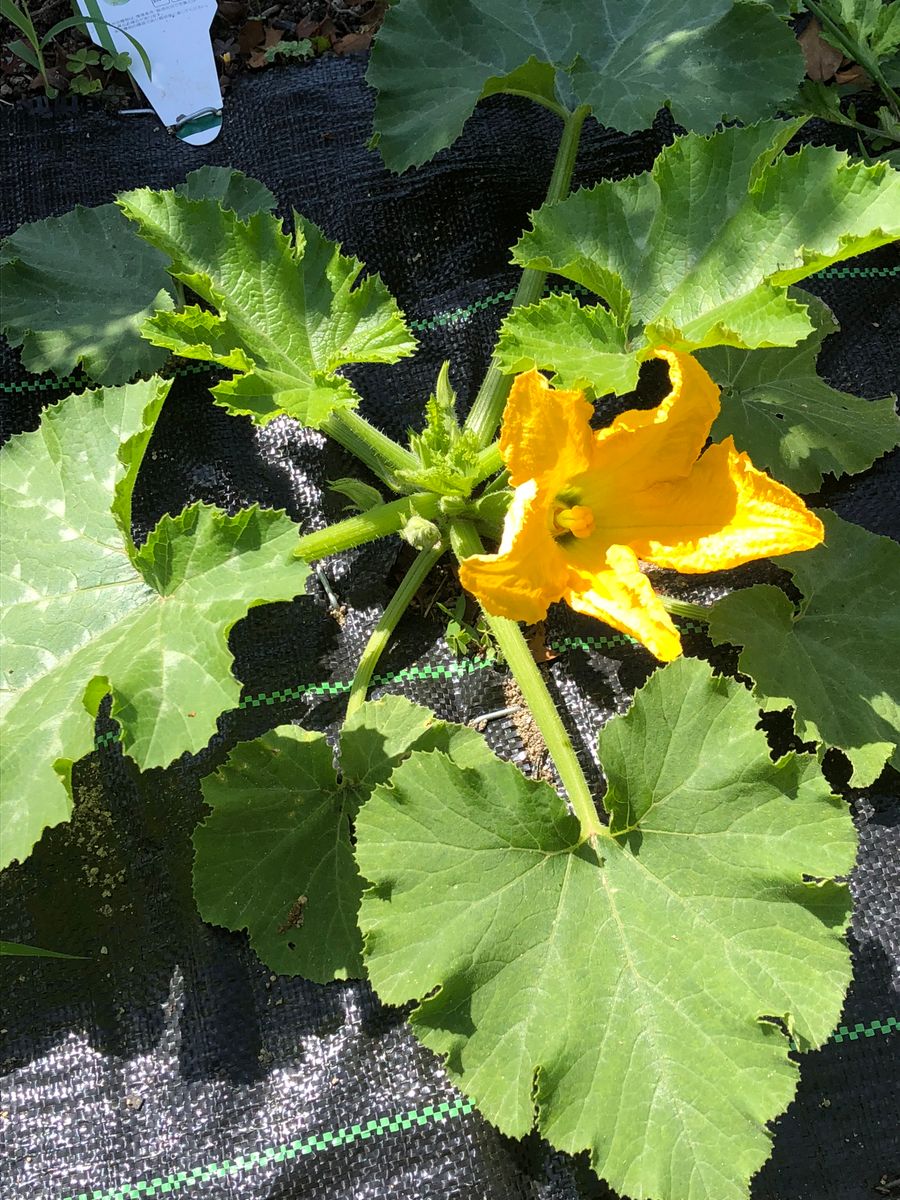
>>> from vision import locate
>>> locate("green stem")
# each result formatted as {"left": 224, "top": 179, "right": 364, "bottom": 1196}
{"left": 473, "top": 441, "right": 504, "bottom": 485}
{"left": 295, "top": 493, "right": 440, "bottom": 563}
{"left": 500, "top": 88, "right": 569, "bottom": 121}
{"left": 833, "top": 109, "right": 900, "bottom": 145}
{"left": 450, "top": 519, "right": 606, "bottom": 842}
{"left": 463, "top": 104, "right": 590, "bottom": 449}
{"left": 661, "top": 597, "right": 712, "bottom": 623}
{"left": 321, "top": 409, "right": 420, "bottom": 492}
{"left": 345, "top": 545, "right": 445, "bottom": 721}
{"left": 804, "top": 0, "right": 900, "bottom": 115}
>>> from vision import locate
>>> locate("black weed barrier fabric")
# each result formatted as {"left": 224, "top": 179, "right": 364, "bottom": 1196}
{"left": 1, "top": 56, "right": 899, "bottom": 1200}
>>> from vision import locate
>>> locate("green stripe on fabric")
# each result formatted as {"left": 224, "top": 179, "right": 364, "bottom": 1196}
{"left": 0, "top": 362, "right": 214, "bottom": 396}
{"left": 95, "top": 626, "right": 711, "bottom": 746}
{"left": 3, "top": 265, "right": 897, "bottom": 395}
{"left": 60, "top": 1098, "right": 475, "bottom": 1200}
{"left": 409, "top": 288, "right": 517, "bottom": 331}
{"left": 816, "top": 265, "right": 899, "bottom": 279}
{"left": 831, "top": 1015, "right": 899, "bottom": 1043}
{"left": 57, "top": 1017, "right": 898, "bottom": 1200}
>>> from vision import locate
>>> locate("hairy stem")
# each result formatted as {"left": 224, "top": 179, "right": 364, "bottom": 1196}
{"left": 463, "top": 104, "right": 590, "bottom": 449}
{"left": 295, "top": 493, "right": 440, "bottom": 563}
{"left": 473, "top": 441, "right": 504, "bottom": 486}
{"left": 450, "top": 520, "right": 606, "bottom": 842}
{"left": 345, "top": 545, "right": 445, "bottom": 721}
{"left": 660, "top": 597, "right": 712, "bottom": 623}
{"left": 322, "top": 409, "right": 420, "bottom": 492}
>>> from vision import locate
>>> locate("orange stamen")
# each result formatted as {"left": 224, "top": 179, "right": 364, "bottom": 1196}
{"left": 553, "top": 505, "right": 594, "bottom": 539}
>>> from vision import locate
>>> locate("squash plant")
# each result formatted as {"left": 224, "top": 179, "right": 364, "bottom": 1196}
{"left": 2, "top": 5, "right": 900, "bottom": 1199}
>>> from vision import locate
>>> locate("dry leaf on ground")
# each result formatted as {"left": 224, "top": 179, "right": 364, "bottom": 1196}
{"left": 799, "top": 17, "right": 844, "bottom": 81}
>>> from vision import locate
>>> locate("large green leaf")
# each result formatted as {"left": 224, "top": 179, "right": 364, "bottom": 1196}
{"left": 117, "top": 188, "right": 417, "bottom": 426}
{"left": 193, "top": 696, "right": 483, "bottom": 981}
{"left": 0, "top": 167, "right": 276, "bottom": 387}
{"left": 0, "top": 204, "right": 175, "bottom": 385}
{"left": 701, "top": 293, "right": 900, "bottom": 489}
{"left": 356, "top": 658, "right": 855, "bottom": 1200}
{"left": 368, "top": 0, "right": 803, "bottom": 171}
{"left": 0, "top": 382, "right": 308, "bottom": 869}
{"left": 502, "top": 124, "right": 900, "bottom": 393}
{"left": 709, "top": 511, "right": 900, "bottom": 787}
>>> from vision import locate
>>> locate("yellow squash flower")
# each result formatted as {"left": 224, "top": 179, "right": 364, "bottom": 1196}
{"left": 459, "top": 348, "right": 824, "bottom": 661}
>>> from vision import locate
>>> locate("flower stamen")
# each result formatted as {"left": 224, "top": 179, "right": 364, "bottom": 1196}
{"left": 553, "top": 504, "right": 594, "bottom": 539}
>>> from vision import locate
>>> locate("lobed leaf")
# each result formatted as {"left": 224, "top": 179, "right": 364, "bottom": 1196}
{"left": 701, "top": 293, "right": 900, "bottom": 490}
{"left": 174, "top": 165, "right": 278, "bottom": 220}
{"left": 503, "top": 123, "right": 900, "bottom": 393}
{"left": 356, "top": 657, "right": 855, "bottom": 1200}
{"left": 0, "top": 381, "right": 309, "bottom": 869}
{"left": 193, "top": 696, "right": 483, "bottom": 981}
{"left": 117, "top": 189, "right": 417, "bottom": 427}
{"left": 494, "top": 291, "right": 638, "bottom": 393}
{"left": 367, "top": 0, "right": 804, "bottom": 171}
{"left": 0, "top": 168, "right": 276, "bottom": 387}
{"left": 0, "top": 204, "right": 174, "bottom": 385}
{"left": 709, "top": 510, "right": 900, "bottom": 786}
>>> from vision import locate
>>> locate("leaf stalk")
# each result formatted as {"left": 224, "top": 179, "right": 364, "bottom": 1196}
{"left": 345, "top": 545, "right": 445, "bottom": 721}
{"left": 322, "top": 408, "right": 421, "bottom": 491}
{"left": 463, "top": 104, "right": 591, "bottom": 448}
{"left": 660, "top": 597, "right": 712, "bottom": 624}
{"left": 295, "top": 493, "right": 441, "bottom": 562}
{"left": 450, "top": 519, "right": 606, "bottom": 842}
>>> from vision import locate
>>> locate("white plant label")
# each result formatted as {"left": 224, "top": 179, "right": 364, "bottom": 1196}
{"left": 75, "top": 0, "right": 223, "bottom": 145}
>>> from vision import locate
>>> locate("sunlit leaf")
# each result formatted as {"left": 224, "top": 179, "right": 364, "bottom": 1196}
{"left": 118, "top": 189, "right": 417, "bottom": 426}
{"left": 357, "top": 658, "right": 855, "bottom": 1200}
{"left": 502, "top": 124, "right": 900, "bottom": 392}
{"left": 494, "top": 291, "right": 638, "bottom": 393}
{"left": 0, "top": 381, "right": 308, "bottom": 869}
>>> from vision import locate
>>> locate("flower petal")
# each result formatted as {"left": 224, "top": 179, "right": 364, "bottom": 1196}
{"left": 501, "top": 370, "right": 594, "bottom": 488}
{"left": 565, "top": 544, "right": 683, "bottom": 662}
{"left": 459, "top": 479, "right": 569, "bottom": 623}
{"left": 588, "top": 348, "right": 720, "bottom": 488}
{"left": 630, "top": 437, "right": 825, "bottom": 572}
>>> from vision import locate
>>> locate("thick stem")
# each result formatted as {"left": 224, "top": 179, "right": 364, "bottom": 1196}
{"left": 473, "top": 441, "right": 504, "bottom": 486}
{"left": 345, "top": 545, "right": 445, "bottom": 721}
{"left": 450, "top": 520, "right": 606, "bottom": 842}
{"left": 660, "top": 597, "right": 712, "bottom": 624}
{"left": 463, "top": 104, "right": 591, "bottom": 449}
{"left": 295, "top": 493, "right": 441, "bottom": 563}
{"left": 321, "top": 408, "right": 420, "bottom": 492}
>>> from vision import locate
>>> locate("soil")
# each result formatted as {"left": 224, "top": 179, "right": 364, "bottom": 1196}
{"left": 0, "top": 0, "right": 386, "bottom": 109}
